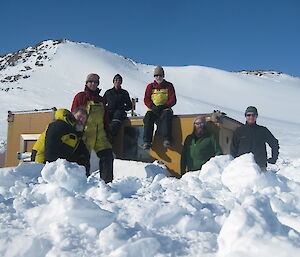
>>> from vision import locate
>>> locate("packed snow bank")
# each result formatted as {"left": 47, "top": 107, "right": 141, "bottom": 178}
{"left": 1, "top": 156, "right": 300, "bottom": 256}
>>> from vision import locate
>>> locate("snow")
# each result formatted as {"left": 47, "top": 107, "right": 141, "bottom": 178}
{"left": 0, "top": 40, "right": 300, "bottom": 256}
{"left": 1, "top": 156, "right": 300, "bottom": 256}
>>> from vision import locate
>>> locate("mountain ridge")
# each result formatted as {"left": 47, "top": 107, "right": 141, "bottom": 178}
{"left": 1, "top": 39, "right": 298, "bottom": 87}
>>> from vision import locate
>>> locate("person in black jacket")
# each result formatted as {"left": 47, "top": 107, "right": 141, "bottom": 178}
{"left": 44, "top": 108, "right": 90, "bottom": 176}
{"left": 230, "top": 106, "right": 279, "bottom": 170}
{"left": 103, "top": 74, "right": 132, "bottom": 136}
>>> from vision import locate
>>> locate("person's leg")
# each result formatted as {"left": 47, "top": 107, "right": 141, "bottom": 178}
{"left": 110, "top": 110, "right": 125, "bottom": 136}
{"left": 160, "top": 109, "right": 173, "bottom": 145}
{"left": 143, "top": 111, "right": 157, "bottom": 144}
{"left": 96, "top": 148, "right": 114, "bottom": 183}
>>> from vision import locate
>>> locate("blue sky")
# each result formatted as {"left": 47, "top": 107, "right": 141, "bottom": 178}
{"left": 1, "top": 0, "right": 300, "bottom": 77}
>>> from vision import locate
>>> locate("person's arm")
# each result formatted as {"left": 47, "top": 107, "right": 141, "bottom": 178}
{"left": 212, "top": 135, "right": 223, "bottom": 156}
{"left": 230, "top": 130, "right": 239, "bottom": 158}
{"left": 103, "top": 107, "right": 111, "bottom": 130}
{"left": 123, "top": 90, "right": 133, "bottom": 111}
{"left": 144, "top": 84, "right": 153, "bottom": 108}
{"left": 166, "top": 83, "right": 177, "bottom": 107}
{"left": 103, "top": 91, "right": 109, "bottom": 107}
{"left": 71, "top": 92, "right": 84, "bottom": 112}
{"left": 31, "top": 130, "right": 46, "bottom": 162}
{"left": 180, "top": 137, "right": 189, "bottom": 175}
{"left": 265, "top": 128, "right": 279, "bottom": 164}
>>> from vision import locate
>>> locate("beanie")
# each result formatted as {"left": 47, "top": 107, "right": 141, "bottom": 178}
{"left": 154, "top": 66, "right": 165, "bottom": 77}
{"left": 245, "top": 106, "right": 258, "bottom": 115}
{"left": 194, "top": 115, "right": 206, "bottom": 125}
{"left": 86, "top": 73, "right": 100, "bottom": 83}
{"left": 113, "top": 74, "right": 123, "bottom": 83}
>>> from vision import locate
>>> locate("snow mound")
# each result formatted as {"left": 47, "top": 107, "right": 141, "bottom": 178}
{"left": 1, "top": 155, "right": 300, "bottom": 256}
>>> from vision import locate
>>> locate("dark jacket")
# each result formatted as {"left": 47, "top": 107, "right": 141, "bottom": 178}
{"left": 181, "top": 131, "right": 223, "bottom": 175}
{"left": 103, "top": 87, "right": 132, "bottom": 119}
{"left": 230, "top": 123, "right": 279, "bottom": 167}
{"left": 43, "top": 109, "right": 90, "bottom": 170}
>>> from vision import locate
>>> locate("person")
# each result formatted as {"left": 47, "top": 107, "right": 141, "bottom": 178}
{"left": 103, "top": 74, "right": 132, "bottom": 136}
{"left": 143, "top": 66, "right": 177, "bottom": 149}
{"left": 31, "top": 108, "right": 90, "bottom": 176}
{"left": 71, "top": 73, "right": 114, "bottom": 183}
{"left": 230, "top": 106, "right": 279, "bottom": 170}
{"left": 180, "top": 116, "right": 223, "bottom": 175}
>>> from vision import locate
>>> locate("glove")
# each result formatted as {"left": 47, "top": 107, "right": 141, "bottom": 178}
{"left": 157, "top": 105, "right": 168, "bottom": 111}
{"left": 267, "top": 157, "right": 277, "bottom": 164}
{"left": 151, "top": 104, "right": 160, "bottom": 114}
{"left": 31, "top": 149, "right": 37, "bottom": 161}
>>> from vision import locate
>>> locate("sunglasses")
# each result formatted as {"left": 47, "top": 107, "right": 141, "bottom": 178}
{"left": 194, "top": 122, "right": 206, "bottom": 126}
{"left": 246, "top": 113, "right": 257, "bottom": 117}
{"left": 154, "top": 74, "right": 163, "bottom": 77}
{"left": 87, "top": 80, "right": 99, "bottom": 83}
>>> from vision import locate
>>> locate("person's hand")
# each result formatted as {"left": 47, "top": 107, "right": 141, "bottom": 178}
{"left": 151, "top": 104, "right": 160, "bottom": 113}
{"left": 106, "top": 132, "right": 113, "bottom": 144}
{"left": 157, "top": 105, "right": 168, "bottom": 111}
{"left": 267, "top": 157, "right": 277, "bottom": 164}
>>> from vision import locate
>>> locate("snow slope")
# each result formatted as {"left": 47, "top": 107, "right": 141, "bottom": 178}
{"left": 0, "top": 40, "right": 300, "bottom": 256}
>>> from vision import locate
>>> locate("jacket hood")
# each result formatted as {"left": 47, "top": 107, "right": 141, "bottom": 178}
{"left": 55, "top": 109, "right": 76, "bottom": 126}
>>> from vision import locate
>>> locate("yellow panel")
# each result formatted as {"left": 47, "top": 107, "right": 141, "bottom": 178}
{"left": 5, "top": 111, "right": 54, "bottom": 167}
{"left": 5, "top": 111, "right": 242, "bottom": 178}
{"left": 114, "top": 114, "right": 241, "bottom": 177}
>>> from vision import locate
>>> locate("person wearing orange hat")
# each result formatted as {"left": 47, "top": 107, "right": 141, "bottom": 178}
{"left": 71, "top": 73, "right": 114, "bottom": 183}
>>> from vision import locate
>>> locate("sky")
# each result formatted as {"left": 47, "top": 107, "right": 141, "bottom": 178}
{"left": 1, "top": 0, "right": 300, "bottom": 77}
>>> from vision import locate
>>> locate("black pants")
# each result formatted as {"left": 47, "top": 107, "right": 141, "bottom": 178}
{"left": 109, "top": 110, "right": 127, "bottom": 136}
{"left": 143, "top": 109, "right": 173, "bottom": 143}
{"left": 96, "top": 148, "right": 114, "bottom": 183}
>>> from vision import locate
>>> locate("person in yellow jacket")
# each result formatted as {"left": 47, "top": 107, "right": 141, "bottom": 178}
{"left": 31, "top": 107, "right": 90, "bottom": 176}
{"left": 143, "top": 66, "right": 177, "bottom": 149}
{"left": 71, "top": 73, "right": 114, "bottom": 183}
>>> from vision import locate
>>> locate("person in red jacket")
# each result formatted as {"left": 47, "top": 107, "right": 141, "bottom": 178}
{"left": 143, "top": 66, "right": 177, "bottom": 149}
{"left": 71, "top": 73, "right": 114, "bottom": 183}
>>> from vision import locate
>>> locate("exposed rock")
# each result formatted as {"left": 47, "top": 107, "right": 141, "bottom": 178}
{"left": 35, "top": 61, "right": 43, "bottom": 66}
{"left": 0, "top": 39, "right": 65, "bottom": 70}
{"left": 234, "top": 70, "right": 284, "bottom": 77}
{"left": 0, "top": 39, "right": 66, "bottom": 85}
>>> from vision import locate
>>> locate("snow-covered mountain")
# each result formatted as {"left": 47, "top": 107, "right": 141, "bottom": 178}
{"left": 1, "top": 40, "right": 300, "bottom": 257}
{"left": 1, "top": 39, "right": 299, "bottom": 136}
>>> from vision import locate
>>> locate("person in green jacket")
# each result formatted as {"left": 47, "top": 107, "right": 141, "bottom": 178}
{"left": 180, "top": 116, "right": 223, "bottom": 175}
